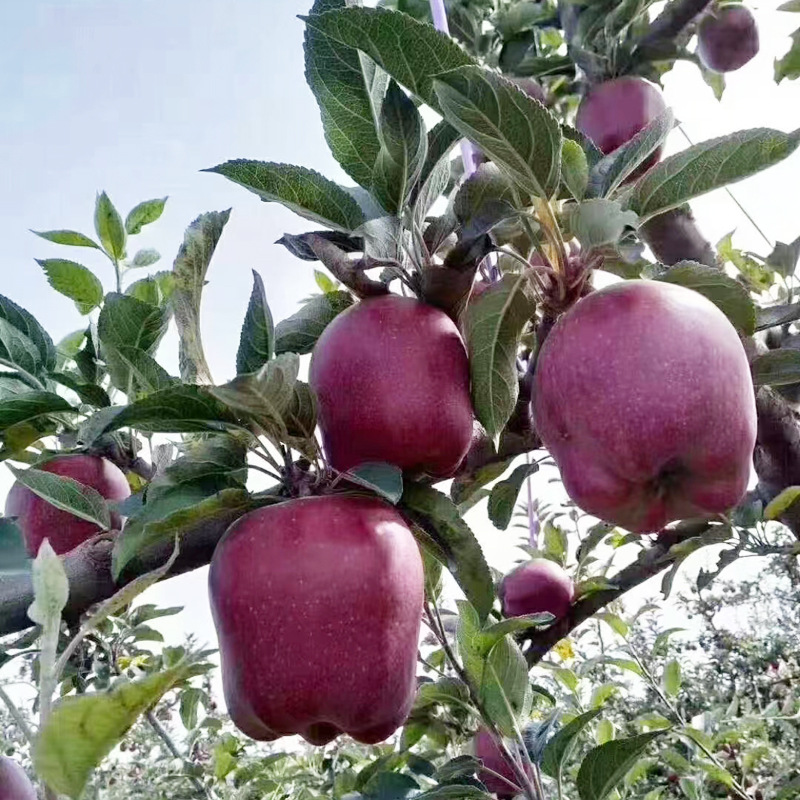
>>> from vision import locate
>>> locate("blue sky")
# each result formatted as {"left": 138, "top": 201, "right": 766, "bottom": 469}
{"left": 1, "top": 1, "right": 799, "bottom": 658}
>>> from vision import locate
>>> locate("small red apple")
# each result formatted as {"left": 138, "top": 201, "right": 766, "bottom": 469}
{"left": 209, "top": 495, "right": 424, "bottom": 745}
{"left": 500, "top": 559, "right": 575, "bottom": 620}
{"left": 532, "top": 280, "right": 756, "bottom": 533}
{"left": 5, "top": 454, "right": 131, "bottom": 556}
{"left": 0, "top": 757, "right": 37, "bottom": 800}
{"left": 698, "top": 6, "right": 759, "bottom": 73}
{"left": 576, "top": 77, "right": 667, "bottom": 180}
{"left": 310, "top": 295, "right": 474, "bottom": 478}
{"left": 474, "top": 728, "right": 530, "bottom": 799}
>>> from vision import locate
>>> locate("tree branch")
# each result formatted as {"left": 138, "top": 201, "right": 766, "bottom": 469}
{"left": 523, "top": 521, "right": 713, "bottom": 666}
{"left": 637, "top": 0, "right": 713, "bottom": 50}
{"left": 0, "top": 512, "right": 235, "bottom": 638}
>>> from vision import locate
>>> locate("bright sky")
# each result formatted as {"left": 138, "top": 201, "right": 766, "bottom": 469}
{"left": 0, "top": 2, "right": 799, "bottom": 662}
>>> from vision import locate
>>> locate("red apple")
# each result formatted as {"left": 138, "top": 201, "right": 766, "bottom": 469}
{"left": 208, "top": 495, "right": 424, "bottom": 745}
{"left": 0, "top": 757, "right": 37, "bottom": 800}
{"left": 474, "top": 728, "right": 530, "bottom": 799}
{"left": 500, "top": 559, "right": 575, "bottom": 620}
{"left": 575, "top": 77, "right": 667, "bottom": 179}
{"left": 532, "top": 280, "right": 756, "bottom": 533}
{"left": 5, "top": 454, "right": 131, "bottom": 556}
{"left": 698, "top": 6, "right": 759, "bottom": 73}
{"left": 310, "top": 295, "right": 473, "bottom": 478}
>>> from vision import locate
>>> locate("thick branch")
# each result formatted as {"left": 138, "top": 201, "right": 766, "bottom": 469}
{"left": 524, "top": 521, "right": 713, "bottom": 666}
{"left": 0, "top": 513, "right": 234, "bottom": 638}
{"left": 638, "top": 0, "right": 712, "bottom": 50}
{"left": 639, "top": 207, "right": 717, "bottom": 268}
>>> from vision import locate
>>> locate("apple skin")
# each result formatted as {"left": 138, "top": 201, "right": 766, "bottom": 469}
{"left": 0, "top": 757, "right": 37, "bottom": 800}
{"left": 310, "top": 295, "right": 474, "bottom": 478}
{"left": 575, "top": 77, "right": 667, "bottom": 180}
{"left": 532, "top": 280, "right": 756, "bottom": 533}
{"left": 698, "top": 6, "right": 759, "bottom": 73}
{"left": 500, "top": 559, "right": 575, "bottom": 620}
{"left": 474, "top": 728, "right": 529, "bottom": 799}
{"left": 208, "top": 495, "right": 424, "bottom": 746}
{"left": 5, "top": 454, "right": 131, "bottom": 556}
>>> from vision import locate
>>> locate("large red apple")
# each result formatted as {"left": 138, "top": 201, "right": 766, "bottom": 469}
{"left": 0, "top": 757, "right": 37, "bottom": 800}
{"left": 208, "top": 494, "right": 424, "bottom": 745}
{"left": 310, "top": 295, "right": 473, "bottom": 478}
{"left": 532, "top": 280, "right": 756, "bottom": 533}
{"left": 698, "top": 6, "right": 759, "bottom": 73}
{"left": 5, "top": 454, "right": 131, "bottom": 556}
{"left": 474, "top": 728, "right": 530, "bottom": 799}
{"left": 500, "top": 559, "right": 574, "bottom": 620}
{"left": 575, "top": 77, "right": 667, "bottom": 180}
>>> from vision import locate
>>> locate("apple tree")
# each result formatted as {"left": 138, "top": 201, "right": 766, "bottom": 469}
{"left": 1, "top": 0, "right": 800, "bottom": 798}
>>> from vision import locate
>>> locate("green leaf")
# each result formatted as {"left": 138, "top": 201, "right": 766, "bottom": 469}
{"left": 401, "top": 482, "right": 493, "bottom": 623}
{"left": 764, "top": 485, "right": 800, "bottom": 520}
{"left": 0, "top": 391, "right": 75, "bottom": 432}
{"left": 129, "top": 248, "right": 161, "bottom": 268}
{"left": 752, "top": 349, "right": 800, "bottom": 386}
{"left": 652, "top": 261, "right": 756, "bottom": 336}
{"left": 766, "top": 235, "right": 800, "bottom": 277}
{"left": 628, "top": 128, "right": 800, "bottom": 223}
{"left": 274, "top": 291, "right": 353, "bottom": 355}
{"left": 433, "top": 67, "right": 561, "bottom": 200}
{"left": 596, "top": 612, "right": 629, "bottom": 638}
{"left": 587, "top": 109, "right": 674, "bottom": 199}
{"left": 303, "top": 6, "right": 475, "bottom": 113}
{"left": 756, "top": 302, "right": 800, "bottom": 331}
{"left": 372, "top": 80, "right": 427, "bottom": 215}
{"left": 97, "top": 293, "right": 169, "bottom": 396}
{"left": 487, "top": 462, "right": 539, "bottom": 530}
{"left": 28, "top": 540, "right": 69, "bottom": 624}
{"left": 596, "top": 719, "right": 615, "bottom": 745}
{"left": 314, "top": 269, "right": 338, "bottom": 293}
{"left": 304, "top": 0, "right": 385, "bottom": 190}
{"left": 113, "top": 486, "right": 251, "bottom": 580}
{"left": 0, "top": 518, "right": 31, "bottom": 576}
{"left": 652, "top": 627, "right": 686, "bottom": 657}
{"left": 7, "top": 463, "right": 111, "bottom": 530}
{"left": 166, "top": 434, "right": 248, "bottom": 485}
{"left": 481, "top": 634, "right": 532, "bottom": 735}
{"left": 0, "top": 295, "right": 57, "bottom": 374}
{"left": 171, "top": 210, "right": 231, "bottom": 383}
{"left": 561, "top": 139, "right": 589, "bottom": 201}
{"left": 236, "top": 270, "right": 275, "bottom": 374}
{"left": 49, "top": 372, "right": 110, "bottom": 408}
{"left": 775, "top": 29, "right": 800, "bottom": 83}
{"left": 36, "top": 259, "right": 104, "bottom": 315}
{"left": 125, "top": 197, "right": 167, "bottom": 235}
{"left": 453, "top": 163, "right": 516, "bottom": 235}
{"left": 663, "top": 660, "right": 681, "bottom": 697}
{"left": 416, "top": 120, "right": 461, "bottom": 197}
{"left": 211, "top": 353, "right": 299, "bottom": 434}
{"left": 345, "top": 462, "right": 403, "bottom": 504}
{"left": 576, "top": 731, "right": 666, "bottom": 800}
{"left": 180, "top": 687, "right": 205, "bottom": 730}
{"left": 103, "top": 345, "right": 176, "bottom": 397}
{"left": 464, "top": 274, "right": 536, "bottom": 438}
{"left": 541, "top": 709, "right": 603, "bottom": 779}
{"left": 97, "top": 386, "right": 239, "bottom": 435}
{"left": 284, "top": 380, "right": 319, "bottom": 459}
{"left": 567, "top": 199, "right": 638, "bottom": 250}
{"left": 204, "top": 161, "right": 365, "bottom": 233}
{"left": 416, "top": 787, "right": 492, "bottom": 799}
{"left": 32, "top": 230, "right": 102, "bottom": 250}
{"left": 94, "top": 191, "right": 126, "bottom": 261}
{"left": 34, "top": 659, "right": 199, "bottom": 798}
